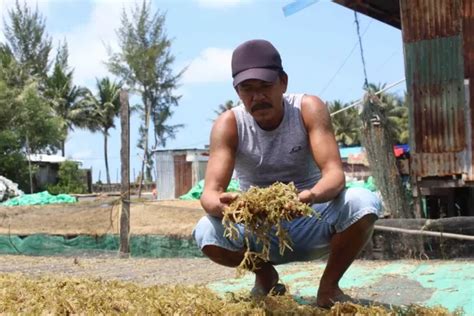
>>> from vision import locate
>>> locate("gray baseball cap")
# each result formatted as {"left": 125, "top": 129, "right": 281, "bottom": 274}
{"left": 231, "top": 39, "right": 283, "bottom": 87}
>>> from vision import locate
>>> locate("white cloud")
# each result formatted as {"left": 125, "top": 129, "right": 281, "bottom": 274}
{"left": 52, "top": 1, "right": 131, "bottom": 87}
{"left": 0, "top": 0, "right": 52, "bottom": 41}
{"left": 195, "top": 0, "right": 252, "bottom": 9}
{"left": 1, "top": 0, "right": 128, "bottom": 87}
{"left": 182, "top": 47, "right": 232, "bottom": 84}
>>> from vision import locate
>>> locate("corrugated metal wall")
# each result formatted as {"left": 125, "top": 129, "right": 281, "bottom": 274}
{"left": 464, "top": 0, "right": 474, "bottom": 180}
{"left": 155, "top": 150, "right": 209, "bottom": 200}
{"left": 155, "top": 152, "right": 175, "bottom": 200}
{"left": 401, "top": 0, "right": 473, "bottom": 180}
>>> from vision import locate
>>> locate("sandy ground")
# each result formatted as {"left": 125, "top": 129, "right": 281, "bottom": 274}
{"left": 0, "top": 255, "right": 236, "bottom": 286}
{"left": 0, "top": 254, "right": 404, "bottom": 289}
{"left": 0, "top": 198, "right": 205, "bottom": 237}
{"left": 0, "top": 198, "right": 238, "bottom": 285}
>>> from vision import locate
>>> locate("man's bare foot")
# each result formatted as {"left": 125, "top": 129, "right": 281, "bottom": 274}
{"left": 316, "top": 286, "right": 350, "bottom": 308}
{"left": 251, "top": 262, "right": 284, "bottom": 297}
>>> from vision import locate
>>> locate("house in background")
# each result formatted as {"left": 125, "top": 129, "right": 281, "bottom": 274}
{"left": 340, "top": 145, "right": 410, "bottom": 180}
{"left": 340, "top": 147, "right": 370, "bottom": 180}
{"left": 154, "top": 149, "right": 209, "bottom": 200}
{"left": 334, "top": 0, "right": 474, "bottom": 217}
{"left": 27, "top": 154, "right": 91, "bottom": 192}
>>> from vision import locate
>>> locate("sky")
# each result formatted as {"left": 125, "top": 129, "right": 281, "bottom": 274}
{"left": 0, "top": 0, "right": 406, "bottom": 183}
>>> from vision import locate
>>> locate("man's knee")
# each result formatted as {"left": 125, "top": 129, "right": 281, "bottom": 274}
{"left": 202, "top": 245, "right": 246, "bottom": 267}
{"left": 193, "top": 215, "right": 245, "bottom": 256}
{"left": 202, "top": 244, "right": 222, "bottom": 258}
{"left": 330, "top": 188, "right": 381, "bottom": 233}
{"left": 356, "top": 213, "right": 378, "bottom": 233}
{"left": 193, "top": 215, "right": 224, "bottom": 249}
{"left": 344, "top": 188, "right": 381, "bottom": 214}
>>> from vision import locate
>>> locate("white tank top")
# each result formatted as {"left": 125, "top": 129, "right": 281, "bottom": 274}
{"left": 232, "top": 93, "right": 321, "bottom": 191}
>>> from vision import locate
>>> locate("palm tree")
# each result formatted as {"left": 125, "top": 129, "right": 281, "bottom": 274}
{"left": 45, "top": 43, "right": 89, "bottom": 156}
{"left": 328, "top": 100, "right": 361, "bottom": 147}
{"left": 212, "top": 100, "right": 240, "bottom": 120}
{"left": 365, "top": 83, "right": 408, "bottom": 144}
{"left": 81, "top": 77, "right": 122, "bottom": 184}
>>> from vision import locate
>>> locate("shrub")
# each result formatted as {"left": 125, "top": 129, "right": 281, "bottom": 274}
{"left": 48, "top": 160, "right": 86, "bottom": 194}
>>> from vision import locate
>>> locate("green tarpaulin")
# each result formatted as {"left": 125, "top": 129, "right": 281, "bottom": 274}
{"left": 179, "top": 179, "right": 240, "bottom": 200}
{"left": 180, "top": 177, "right": 376, "bottom": 201}
{"left": 1, "top": 191, "right": 77, "bottom": 206}
{"left": 346, "top": 176, "right": 377, "bottom": 192}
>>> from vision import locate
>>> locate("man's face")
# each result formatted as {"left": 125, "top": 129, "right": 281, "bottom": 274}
{"left": 236, "top": 74, "right": 288, "bottom": 129}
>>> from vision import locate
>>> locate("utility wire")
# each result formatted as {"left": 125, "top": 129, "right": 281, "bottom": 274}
{"left": 376, "top": 49, "right": 401, "bottom": 72}
{"left": 319, "top": 20, "right": 372, "bottom": 97}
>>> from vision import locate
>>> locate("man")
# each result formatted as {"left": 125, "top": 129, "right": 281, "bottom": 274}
{"left": 193, "top": 39, "right": 381, "bottom": 308}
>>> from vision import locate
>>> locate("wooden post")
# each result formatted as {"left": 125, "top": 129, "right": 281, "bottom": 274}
{"left": 119, "top": 90, "right": 130, "bottom": 257}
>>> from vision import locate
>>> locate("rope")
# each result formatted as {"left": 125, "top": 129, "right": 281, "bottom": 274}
{"left": 354, "top": 11, "right": 369, "bottom": 89}
{"left": 330, "top": 78, "right": 406, "bottom": 117}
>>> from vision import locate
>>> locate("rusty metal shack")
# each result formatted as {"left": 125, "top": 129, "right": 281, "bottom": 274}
{"left": 334, "top": 0, "right": 474, "bottom": 217}
{"left": 154, "top": 149, "right": 209, "bottom": 200}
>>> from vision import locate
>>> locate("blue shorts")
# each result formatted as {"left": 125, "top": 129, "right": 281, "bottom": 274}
{"left": 193, "top": 188, "right": 381, "bottom": 265}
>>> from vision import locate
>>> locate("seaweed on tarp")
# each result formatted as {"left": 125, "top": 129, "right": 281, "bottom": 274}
{"left": 0, "top": 274, "right": 458, "bottom": 315}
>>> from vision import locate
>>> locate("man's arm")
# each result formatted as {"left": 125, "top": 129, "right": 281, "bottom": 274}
{"left": 200, "top": 110, "right": 239, "bottom": 218}
{"left": 299, "top": 95, "right": 345, "bottom": 204}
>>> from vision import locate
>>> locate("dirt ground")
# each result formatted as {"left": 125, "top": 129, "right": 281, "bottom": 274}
{"left": 0, "top": 198, "right": 205, "bottom": 237}
{"left": 0, "top": 255, "right": 237, "bottom": 286}
{"left": 0, "top": 198, "right": 239, "bottom": 286}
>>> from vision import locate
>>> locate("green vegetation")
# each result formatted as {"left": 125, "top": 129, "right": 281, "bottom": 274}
{"left": 48, "top": 161, "right": 87, "bottom": 194}
{"left": 80, "top": 78, "right": 122, "bottom": 184}
{"left": 0, "top": 1, "right": 183, "bottom": 192}
{"left": 106, "top": 0, "right": 183, "bottom": 188}
{"left": 328, "top": 84, "right": 408, "bottom": 147}
{"left": 212, "top": 99, "right": 240, "bottom": 121}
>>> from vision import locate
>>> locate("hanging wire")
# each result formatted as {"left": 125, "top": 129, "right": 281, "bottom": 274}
{"left": 354, "top": 11, "right": 369, "bottom": 89}
{"left": 318, "top": 20, "right": 372, "bottom": 97}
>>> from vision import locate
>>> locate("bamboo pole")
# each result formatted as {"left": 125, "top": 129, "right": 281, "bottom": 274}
{"left": 374, "top": 225, "right": 474, "bottom": 241}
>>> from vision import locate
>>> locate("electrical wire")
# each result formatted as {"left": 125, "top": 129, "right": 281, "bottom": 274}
{"left": 319, "top": 20, "right": 372, "bottom": 97}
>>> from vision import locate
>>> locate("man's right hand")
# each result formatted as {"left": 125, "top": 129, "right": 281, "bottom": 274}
{"left": 219, "top": 192, "right": 240, "bottom": 206}
{"left": 202, "top": 191, "right": 240, "bottom": 218}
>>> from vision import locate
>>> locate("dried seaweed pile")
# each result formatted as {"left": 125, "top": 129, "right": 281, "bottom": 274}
{"left": 223, "top": 182, "right": 314, "bottom": 272}
{"left": 0, "top": 274, "right": 455, "bottom": 315}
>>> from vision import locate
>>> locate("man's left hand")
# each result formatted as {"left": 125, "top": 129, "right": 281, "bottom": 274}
{"left": 298, "top": 189, "right": 316, "bottom": 205}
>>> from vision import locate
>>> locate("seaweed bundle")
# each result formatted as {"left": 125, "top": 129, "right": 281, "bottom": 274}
{"left": 222, "top": 182, "right": 314, "bottom": 273}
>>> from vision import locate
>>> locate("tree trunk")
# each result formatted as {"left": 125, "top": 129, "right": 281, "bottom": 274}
{"left": 146, "top": 163, "right": 153, "bottom": 183}
{"left": 61, "top": 140, "right": 65, "bottom": 157}
{"left": 104, "top": 131, "right": 111, "bottom": 184}
{"left": 26, "top": 135, "right": 34, "bottom": 194}
{"left": 138, "top": 98, "right": 150, "bottom": 198}
{"left": 360, "top": 93, "right": 413, "bottom": 218}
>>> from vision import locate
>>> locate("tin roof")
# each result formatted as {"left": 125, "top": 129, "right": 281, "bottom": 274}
{"left": 333, "top": 0, "right": 401, "bottom": 29}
